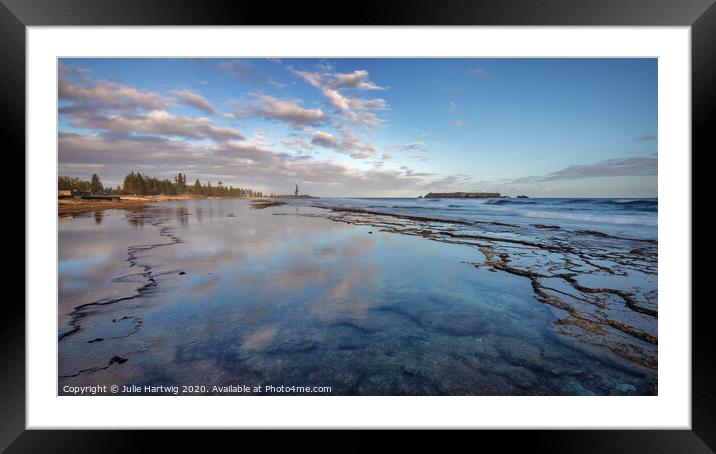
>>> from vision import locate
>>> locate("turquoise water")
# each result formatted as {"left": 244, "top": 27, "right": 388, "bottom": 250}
{"left": 58, "top": 199, "right": 657, "bottom": 395}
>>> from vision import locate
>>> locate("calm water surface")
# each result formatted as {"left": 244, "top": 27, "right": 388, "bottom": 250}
{"left": 58, "top": 199, "right": 656, "bottom": 395}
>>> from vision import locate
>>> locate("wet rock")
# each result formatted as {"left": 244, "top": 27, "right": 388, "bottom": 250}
{"left": 472, "top": 337, "right": 486, "bottom": 355}
{"left": 332, "top": 325, "right": 369, "bottom": 350}
{"left": 615, "top": 383, "right": 636, "bottom": 393}
{"left": 265, "top": 338, "right": 319, "bottom": 354}
{"left": 548, "top": 365, "right": 584, "bottom": 376}
{"left": 104, "top": 316, "right": 143, "bottom": 339}
{"left": 561, "top": 376, "right": 595, "bottom": 396}
{"left": 109, "top": 355, "right": 128, "bottom": 365}
{"left": 533, "top": 224, "right": 561, "bottom": 230}
{"left": 497, "top": 337, "right": 544, "bottom": 369}
{"left": 649, "top": 380, "right": 658, "bottom": 394}
{"left": 367, "top": 374, "right": 388, "bottom": 388}
{"left": 493, "top": 364, "right": 538, "bottom": 390}
{"left": 427, "top": 314, "right": 488, "bottom": 337}
{"left": 461, "top": 356, "right": 482, "bottom": 371}
{"left": 480, "top": 339, "right": 502, "bottom": 359}
{"left": 251, "top": 201, "right": 286, "bottom": 209}
{"left": 337, "top": 342, "right": 364, "bottom": 351}
{"left": 400, "top": 365, "right": 419, "bottom": 377}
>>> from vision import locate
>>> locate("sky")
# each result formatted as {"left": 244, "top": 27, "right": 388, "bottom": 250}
{"left": 58, "top": 58, "right": 657, "bottom": 197}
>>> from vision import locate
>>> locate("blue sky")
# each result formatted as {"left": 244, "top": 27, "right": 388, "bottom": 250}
{"left": 58, "top": 58, "right": 657, "bottom": 197}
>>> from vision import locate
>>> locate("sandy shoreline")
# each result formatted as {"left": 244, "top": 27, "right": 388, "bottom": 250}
{"left": 58, "top": 194, "right": 270, "bottom": 215}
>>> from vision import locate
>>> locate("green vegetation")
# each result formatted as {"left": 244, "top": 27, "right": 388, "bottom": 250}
{"left": 59, "top": 172, "right": 266, "bottom": 197}
{"left": 58, "top": 176, "right": 92, "bottom": 192}
{"left": 90, "top": 173, "right": 104, "bottom": 194}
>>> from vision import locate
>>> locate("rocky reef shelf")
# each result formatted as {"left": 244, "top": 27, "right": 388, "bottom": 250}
{"left": 297, "top": 204, "right": 658, "bottom": 374}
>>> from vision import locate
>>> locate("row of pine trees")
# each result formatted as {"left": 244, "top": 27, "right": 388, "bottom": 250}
{"left": 59, "top": 173, "right": 266, "bottom": 198}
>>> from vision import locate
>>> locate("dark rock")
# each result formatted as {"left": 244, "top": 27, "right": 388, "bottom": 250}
{"left": 615, "top": 383, "right": 636, "bottom": 393}
{"left": 533, "top": 224, "right": 561, "bottom": 230}
{"left": 496, "top": 337, "right": 544, "bottom": 369}
{"left": 427, "top": 314, "right": 488, "bottom": 337}
{"left": 266, "top": 338, "right": 319, "bottom": 354}
{"left": 425, "top": 192, "right": 501, "bottom": 199}
{"left": 109, "top": 355, "right": 128, "bottom": 365}
{"left": 179, "top": 271, "right": 186, "bottom": 275}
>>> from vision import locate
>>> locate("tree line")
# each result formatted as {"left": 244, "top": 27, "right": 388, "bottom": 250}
{"left": 59, "top": 173, "right": 267, "bottom": 198}
{"left": 58, "top": 174, "right": 104, "bottom": 194}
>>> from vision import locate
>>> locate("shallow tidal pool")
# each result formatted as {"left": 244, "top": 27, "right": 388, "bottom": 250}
{"left": 58, "top": 199, "right": 656, "bottom": 395}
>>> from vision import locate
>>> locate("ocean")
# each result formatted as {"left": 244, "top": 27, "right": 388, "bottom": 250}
{"left": 302, "top": 197, "right": 657, "bottom": 241}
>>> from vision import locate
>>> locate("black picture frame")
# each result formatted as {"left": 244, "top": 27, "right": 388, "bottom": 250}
{"left": 4, "top": 0, "right": 709, "bottom": 451}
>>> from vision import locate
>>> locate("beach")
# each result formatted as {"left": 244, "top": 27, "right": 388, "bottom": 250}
{"left": 58, "top": 197, "right": 657, "bottom": 395}
{"left": 58, "top": 194, "right": 236, "bottom": 215}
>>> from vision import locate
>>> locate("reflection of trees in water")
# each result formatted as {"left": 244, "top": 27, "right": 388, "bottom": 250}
{"left": 207, "top": 199, "right": 224, "bottom": 219}
{"left": 124, "top": 208, "right": 149, "bottom": 228}
{"left": 127, "top": 215, "right": 145, "bottom": 228}
{"left": 195, "top": 207, "right": 203, "bottom": 222}
{"left": 176, "top": 206, "right": 189, "bottom": 226}
{"left": 93, "top": 211, "right": 104, "bottom": 225}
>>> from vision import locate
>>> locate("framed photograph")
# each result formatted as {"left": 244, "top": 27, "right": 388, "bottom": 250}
{"left": 8, "top": 0, "right": 710, "bottom": 450}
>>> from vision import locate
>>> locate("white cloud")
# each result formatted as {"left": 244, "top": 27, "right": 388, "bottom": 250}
{"left": 281, "top": 137, "right": 315, "bottom": 151}
{"left": 400, "top": 165, "right": 433, "bottom": 178}
{"left": 59, "top": 131, "right": 455, "bottom": 197}
{"left": 332, "top": 70, "right": 386, "bottom": 90}
{"left": 543, "top": 157, "right": 658, "bottom": 181}
{"left": 171, "top": 89, "right": 220, "bottom": 115}
{"left": 292, "top": 67, "right": 388, "bottom": 126}
{"left": 59, "top": 75, "right": 167, "bottom": 111}
{"left": 293, "top": 68, "right": 385, "bottom": 91}
{"left": 69, "top": 110, "right": 245, "bottom": 142}
{"left": 510, "top": 157, "right": 658, "bottom": 184}
{"left": 310, "top": 129, "right": 375, "bottom": 159}
{"left": 292, "top": 70, "right": 323, "bottom": 88}
{"left": 236, "top": 94, "right": 327, "bottom": 127}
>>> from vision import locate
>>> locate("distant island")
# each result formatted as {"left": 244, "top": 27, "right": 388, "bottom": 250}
{"left": 424, "top": 192, "right": 501, "bottom": 199}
